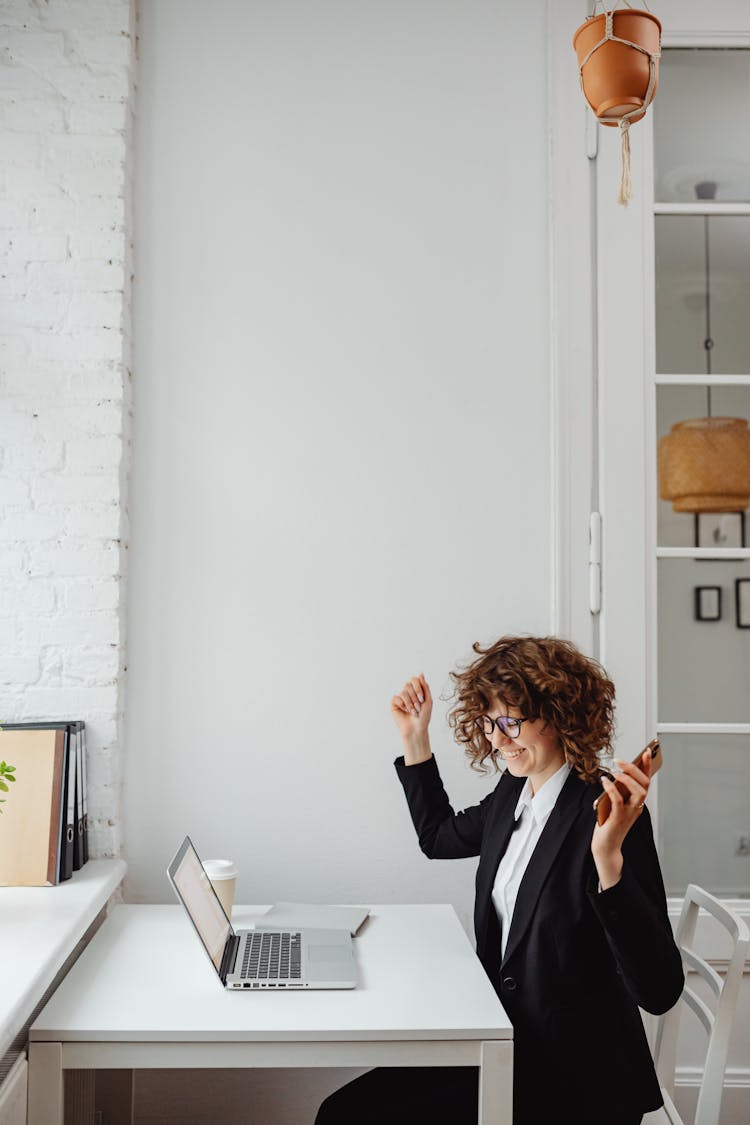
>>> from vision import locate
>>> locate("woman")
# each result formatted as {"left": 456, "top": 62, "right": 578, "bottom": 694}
{"left": 315, "top": 635, "right": 684, "bottom": 1125}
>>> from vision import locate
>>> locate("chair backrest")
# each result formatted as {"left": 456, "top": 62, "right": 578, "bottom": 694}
{"left": 653, "top": 884, "right": 749, "bottom": 1125}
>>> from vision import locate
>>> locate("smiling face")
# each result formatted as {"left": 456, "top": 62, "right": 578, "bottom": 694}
{"left": 486, "top": 702, "right": 566, "bottom": 794}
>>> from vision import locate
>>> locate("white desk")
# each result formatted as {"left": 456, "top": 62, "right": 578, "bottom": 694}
{"left": 29, "top": 902, "right": 513, "bottom": 1125}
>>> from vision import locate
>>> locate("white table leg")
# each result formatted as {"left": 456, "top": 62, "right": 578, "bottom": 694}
{"left": 478, "top": 1040, "right": 513, "bottom": 1125}
{"left": 28, "top": 1042, "right": 64, "bottom": 1125}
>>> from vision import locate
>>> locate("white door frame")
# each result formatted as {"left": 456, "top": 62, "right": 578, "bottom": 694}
{"left": 547, "top": 0, "right": 598, "bottom": 654}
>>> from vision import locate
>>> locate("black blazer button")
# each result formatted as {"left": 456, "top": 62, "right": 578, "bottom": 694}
{"left": 502, "top": 976, "right": 517, "bottom": 991}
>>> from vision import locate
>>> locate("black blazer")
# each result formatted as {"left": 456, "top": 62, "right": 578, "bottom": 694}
{"left": 395, "top": 756, "right": 684, "bottom": 1125}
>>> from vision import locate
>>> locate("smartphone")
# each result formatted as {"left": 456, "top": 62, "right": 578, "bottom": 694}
{"left": 593, "top": 737, "right": 661, "bottom": 825}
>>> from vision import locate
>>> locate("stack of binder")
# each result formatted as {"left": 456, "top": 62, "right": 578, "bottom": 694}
{"left": 0, "top": 722, "right": 88, "bottom": 886}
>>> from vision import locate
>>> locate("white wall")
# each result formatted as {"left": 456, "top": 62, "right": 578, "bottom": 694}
{"left": 126, "top": 0, "right": 551, "bottom": 938}
{"left": 0, "top": 0, "right": 135, "bottom": 858}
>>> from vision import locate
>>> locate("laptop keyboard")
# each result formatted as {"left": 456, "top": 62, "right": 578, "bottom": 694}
{"left": 240, "top": 931, "right": 302, "bottom": 980}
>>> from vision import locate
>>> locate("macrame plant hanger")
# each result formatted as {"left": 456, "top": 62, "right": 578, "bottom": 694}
{"left": 574, "top": 0, "right": 662, "bottom": 205}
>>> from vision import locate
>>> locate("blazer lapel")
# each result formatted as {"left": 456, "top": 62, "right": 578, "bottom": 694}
{"left": 500, "top": 770, "right": 588, "bottom": 968}
{"left": 483, "top": 773, "right": 526, "bottom": 881}
{"left": 476, "top": 773, "right": 526, "bottom": 954}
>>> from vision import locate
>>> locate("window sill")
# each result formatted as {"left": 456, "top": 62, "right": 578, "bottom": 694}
{"left": 0, "top": 858, "right": 126, "bottom": 1062}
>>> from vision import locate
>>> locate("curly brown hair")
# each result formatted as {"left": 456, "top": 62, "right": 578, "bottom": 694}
{"left": 447, "top": 635, "right": 615, "bottom": 784}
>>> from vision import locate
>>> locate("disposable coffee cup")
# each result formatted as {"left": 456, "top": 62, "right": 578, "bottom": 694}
{"left": 202, "top": 859, "right": 238, "bottom": 919}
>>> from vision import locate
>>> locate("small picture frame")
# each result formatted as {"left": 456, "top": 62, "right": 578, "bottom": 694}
{"left": 694, "top": 586, "right": 722, "bottom": 622}
{"left": 695, "top": 512, "right": 746, "bottom": 550}
{"left": 736, "top": 578, "right": 750, "bottom": 629}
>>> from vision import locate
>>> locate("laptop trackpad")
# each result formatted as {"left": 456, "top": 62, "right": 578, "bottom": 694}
{"left": 309, "top": 945, "right": 345, "bottom": 961}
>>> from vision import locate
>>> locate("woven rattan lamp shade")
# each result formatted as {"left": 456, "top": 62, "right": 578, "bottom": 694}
{"left": 658, "top": 417, "right": 750, "bottom": 513}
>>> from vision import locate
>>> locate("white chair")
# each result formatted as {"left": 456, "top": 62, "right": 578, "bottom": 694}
{"left": 643, "top": 884, "right": 749, "bottom": 1125}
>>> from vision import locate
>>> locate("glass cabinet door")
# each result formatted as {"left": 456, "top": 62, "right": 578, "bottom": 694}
{"left": 654, "top": 49, "right": 750, "bottom": 204}
{"left": 654, "top": 49, "right": 750, "bottom": 898}
{"left": 655, "top": 215, "right": 750, "bottom": 376}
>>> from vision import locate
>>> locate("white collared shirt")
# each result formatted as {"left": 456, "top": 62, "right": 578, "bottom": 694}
{"left": 491, "top": 762, "right": 571, "bottom": 958}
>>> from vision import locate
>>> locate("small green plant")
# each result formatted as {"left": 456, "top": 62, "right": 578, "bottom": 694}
{"left": 0, "top": 760, "right": 16, "bottom": 811}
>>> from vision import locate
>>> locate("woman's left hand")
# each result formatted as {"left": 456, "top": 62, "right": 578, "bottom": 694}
{"left": 591, "top": 752, "right": 653, "bottom": 890}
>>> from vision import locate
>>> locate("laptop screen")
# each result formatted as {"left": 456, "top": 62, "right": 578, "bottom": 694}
{"left": 169, "top": 837, "right": 232, "bottom": 973}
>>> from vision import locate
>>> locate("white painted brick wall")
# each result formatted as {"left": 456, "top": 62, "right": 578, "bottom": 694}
{"left": 0, "top": 0, "right": 135, "bottom": 859}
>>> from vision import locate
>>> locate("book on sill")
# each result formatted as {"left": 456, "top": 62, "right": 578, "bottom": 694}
{"left": 253, "top": 902, "right": 371, "bottom": 936}
{"left": 0, "top": 728, "right": 66, "bottom": 887}
{"left": 0, "top": 721, "right": 88, "bottom": 886}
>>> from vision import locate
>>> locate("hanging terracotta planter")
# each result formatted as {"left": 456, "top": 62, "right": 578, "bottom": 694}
{"left": 573, "top": 2, "right": 662, "bottom": 205}
{"left": 658, "top": 417, "right": 750, "bottom": 514}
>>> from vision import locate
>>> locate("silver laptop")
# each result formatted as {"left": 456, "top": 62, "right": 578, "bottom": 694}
{"left": 167, "top": 836, "right": 356, "bottom": 990}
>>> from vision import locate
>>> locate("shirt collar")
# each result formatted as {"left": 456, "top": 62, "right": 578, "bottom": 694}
{"left": 513, "top": 761, "right": 571, "bottom": 826}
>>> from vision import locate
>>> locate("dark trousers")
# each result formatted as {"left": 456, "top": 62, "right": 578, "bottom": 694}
{"left": 314, "top": 1066, "right": 645, "bottom": 1125}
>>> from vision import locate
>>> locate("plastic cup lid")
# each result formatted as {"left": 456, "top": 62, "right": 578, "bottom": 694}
{"left": 202, "top": 859, "right": 238, "bottom": 880}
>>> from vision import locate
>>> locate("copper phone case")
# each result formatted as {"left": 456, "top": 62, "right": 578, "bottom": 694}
{"left": 593, "top": 737, "right": 661, "bottom": 826}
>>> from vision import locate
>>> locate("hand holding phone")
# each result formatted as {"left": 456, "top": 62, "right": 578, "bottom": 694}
{"left": 593, "top": 737, "right": 661, "bottom": 826}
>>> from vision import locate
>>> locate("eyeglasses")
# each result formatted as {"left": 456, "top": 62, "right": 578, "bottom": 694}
{"left": 475, "top": 715, "right": 527, "bottom": 741}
